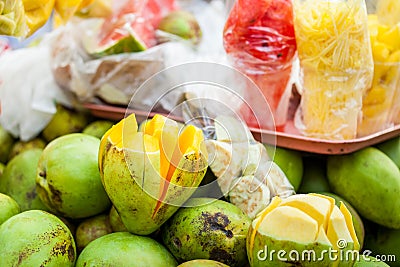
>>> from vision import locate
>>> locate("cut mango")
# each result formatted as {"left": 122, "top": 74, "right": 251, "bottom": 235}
{"left": 258, "top": 205, "right": 319, "bottom": 243}
{"left": 98, "top": 113, "right": 207, "bottom": 235}
{"left": 340, "top": 202, "right": 360, "bottom": 251}
{"left": 247, "top": 193, "right": 361, "bottom": 266}
{"left": 280, "top": 194, "right": 333, "bottom": 231}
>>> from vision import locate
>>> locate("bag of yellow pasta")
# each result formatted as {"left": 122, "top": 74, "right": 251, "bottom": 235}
{"left": 293, "top": 0, "right": 374, "bottom": 140}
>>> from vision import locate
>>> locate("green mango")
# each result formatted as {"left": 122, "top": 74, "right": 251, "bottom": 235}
{"left": 162, "top": 198, "right": 251, "bottom": 267}
{"left": 0, "top": 149, "right": 48, "bottom": 211}
{"left": 376, "top": 136, "right": 400, "bottom": 169}
{"left": 178, "top": 260, "right": 229, "bottom": 267}
{"left": 298, "top": 156, "right": 330, "bottom": 193}
{"left": 108, "top": 206, "right": 128, "bottom": 232}
{"left": 8, "top": 137, "right": 46, "bottom": 161}
{"left": 75, "top": 214, "right": 113, "bottom": 252}
{"left": 364, "top": 223, "right": 400, "bottom": 267}
{"left": 75, "top": 232, "right": 177, "bottom": 267}
{"left": 42, "top": 104, "right": 89, "bottom": 142}
{"left": 353, "top": 256, "right": 390, "bottom": 266}
{"left": 0, "top": 193, "right": 20, "bottom": 225}
{"left": 0, "top": 162, "right": 5, "bottom": 178}
{"left": 327, "top": 147, "right": 400, "bottom": 229}
{"left": 36, "top": 133, "right": 111, "bottom": 219}
{"left": 0, "top": 125, "right": 14, "bottom": 163}
{"left": 0, "top": 210, "right": 76, "bottom": 266}
{"left": 82, "top": 120, "right": 114, "bottom": 139}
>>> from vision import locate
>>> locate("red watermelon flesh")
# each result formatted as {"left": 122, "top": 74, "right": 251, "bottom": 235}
{"left": 223, "top": 0, "right": 296, "bottom": 67}
{"left": 97, "top": 0, "right": 176, "bottom": 54}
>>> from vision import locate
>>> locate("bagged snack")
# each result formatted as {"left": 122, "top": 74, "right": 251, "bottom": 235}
{"left": 358, "top": 8, "right": 400, "bottom": 136}
{"left": 293, "top": 0, "right": 374, "bottom": 140}
{"left": 223, "top": 0, "right": 297, "bottom": 128}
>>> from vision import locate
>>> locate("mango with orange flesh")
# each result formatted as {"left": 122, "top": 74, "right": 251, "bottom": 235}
{"left": 99, "top": 113, "right": 208, "bottom": 235}
{"left": 247, "top": 194, "right": 360, "bottom": 267}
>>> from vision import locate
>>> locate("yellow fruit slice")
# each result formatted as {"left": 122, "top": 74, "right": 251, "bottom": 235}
{"left": 326, "top": 205, "right": 355, "bottom": 266}
{"left": 54, "top": 0, "right": 82, "bottom": 22}
{"left": 340, "top": 202, "right": 360, "bottom": 251}
{"left": 280, "top": 194, "right": 333, "bottom": 231}
{"left": 24, "top": 0, "right": 54, "bottom": 36}
{"left": 22, "top": 0, "right": 50, "bottom": 11}
{"left": 258, "top": 206, "right": 319, "bottom": 243}
{"left": 248, "top": 196, "right": 282, "bottom": 255}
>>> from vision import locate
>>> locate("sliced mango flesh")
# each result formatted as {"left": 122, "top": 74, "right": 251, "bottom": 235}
{"left": 340, "top": 202, "right": 360, "bottom": 251}
{"left": 248, "top": 193, "right": 361, "bottom": 265}
{"left": 327, "top": 205, "right": 355, "bottom": 249}
{"left": 144, "top": 114, "right": 179, "bottom": 180}
{"left": 280, "top": 194, "right": 333, "bottom": 231}
{"left": 248, "top": 196, "right": 282, "bottom": 254}
{"left": 258, "top": 205, "right": 319, "bottom": 244}
{"left": 100, "top": 113, "right": 206, "bottom": 219}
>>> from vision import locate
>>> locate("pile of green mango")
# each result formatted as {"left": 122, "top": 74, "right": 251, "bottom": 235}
{"left": 0, "top": 103, "right": 399, "bottom": 267}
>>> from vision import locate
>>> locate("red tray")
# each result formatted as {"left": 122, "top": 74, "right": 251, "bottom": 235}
{"left": 83, "top": 102, "right": 400, "bottom": 155}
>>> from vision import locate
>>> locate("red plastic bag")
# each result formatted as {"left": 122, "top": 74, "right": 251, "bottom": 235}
{"left": 223, "top": 0, "right": 297, "bottom": 128}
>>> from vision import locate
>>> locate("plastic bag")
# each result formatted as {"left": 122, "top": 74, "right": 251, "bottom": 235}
{"left": 222, "top": 0, "right": 298, "bottom": 128}
{"left": 0, "top": 42, "right": 72, "bottom": 141}
{"left": 50, "top": 0, "right": 238, "bottom": 114}
{"left": 293, "top": 0, "right": 374, "bottom": 140}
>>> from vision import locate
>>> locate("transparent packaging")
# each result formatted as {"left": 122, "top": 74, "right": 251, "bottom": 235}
{"left": 358, "top": 0, "right": 400, "bottom": 136}
{"left": 223, "top": 0, "right": 297, "bottom": 128}
{"left": 293, "top": 0, "right": 374, "bottom": 140}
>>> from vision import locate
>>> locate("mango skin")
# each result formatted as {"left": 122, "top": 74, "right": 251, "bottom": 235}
{"left": 75, "top": 214, "right": 113, "bottom": 252}
{"left": 327, "top": 147, "right": 400, "bottom": 229}
{"left": 82, "top": 120, "right": 114, "bottom": 139}
{"left": 36, "top": 133, "right": 111, "bottom": 219}
{"left": 247, "top": 227, "right": 331, "bottom": 267}
{"left": 0, "top": 193, "right": 20, "bottom": 225}
{"left": 100, "top": 139, "right": 207, "bottom": 235}
{"left": 178, "top": 259, "right": 229, "bottom": 267}
{"left": 0, "top": 149, "right": 48, "bottom": 211}
{"left": 376, "top": 136, "right": 400, "bottom": 169}
{"left": 319, "top": 192, "right": 365, "bottom": 249}
{"left": 364, "top": 224, "right": 400, "bottom": 267}
{"left": 75, "top": 232, "right": 177, "bottom": 267}
{"left": 0, "top": 125, "right": 14, "bottom": 164}
{"left": 162, "top": 198, "right": 251, "bottom": 267}
{"left": 0, "top": 210, "right": 76, "bottom": 266}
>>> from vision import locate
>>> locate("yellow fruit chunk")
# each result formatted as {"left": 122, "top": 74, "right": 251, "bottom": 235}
{"left": 376, "top": 0, "right": 400, "bottom": 26}
{"left": 24, "top": 0, "right": 54, "bottom": 36}
{"left": 54, "top": 0, "right": 82, "bottom": 22}
{"left": 280, "top": 194, "right": 333, "bottom": 231}
{"left": 372, "top": 41, "right": 391, "bottom": 62}
{"left": 327, "top": 205, "right": 355, "bottom": 264}
{"left": 144, "top": 114, "right": 179, "bottom": 180}
{"left": 248, "top": 196, "right": 282, "bottom": 255}
{"left": 258, "top": 206, "right": 319, "bottom": 243}
{"left": 379, "top": 24, "right": 400, "bottom": 51}
{"left": 22, "top": 0, "right": 50, "bottom": 11}
{"left": 340, "top": 202, "right": 360, "bottom": 251}
{"left": 363, "top": 85, "right": 387, "bottom": 105}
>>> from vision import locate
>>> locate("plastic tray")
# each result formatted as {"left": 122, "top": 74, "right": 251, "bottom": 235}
{"left": 83, "top": 102, "right": 400, "bottom": 155}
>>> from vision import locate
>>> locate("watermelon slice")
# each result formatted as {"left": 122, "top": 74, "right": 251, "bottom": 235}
{"left": 86, "top": 0, "right": 176, "bottom": 57}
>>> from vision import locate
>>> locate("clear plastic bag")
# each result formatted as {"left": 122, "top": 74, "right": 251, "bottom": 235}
{"left": 293, "top": 0, "right": 374, "bottom": 140}
{"left": 222, "top": 0, "right": 298, "bottom": 128}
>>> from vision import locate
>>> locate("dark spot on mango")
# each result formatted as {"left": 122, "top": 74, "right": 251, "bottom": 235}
{"left": 48, "top": 183, "right": 62, "bottom": 208}
{"left": 173, "top": 237, "right": 182, "bottom": 249}
{"left": 210, "top": 247, "right": 233, "bottom": 265}
{"left": 200, "top": 212, "right": 232, "bottom": 238}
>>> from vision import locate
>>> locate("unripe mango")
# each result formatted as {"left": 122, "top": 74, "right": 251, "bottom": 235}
{"left": 99, "top": 114, "right": 208, "bottom": 235}
{"left": 327, "top": 147, "right": 400, "bottom": 229}
{"left": 0, "top": 210, "right": 76, "bottom": 266}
